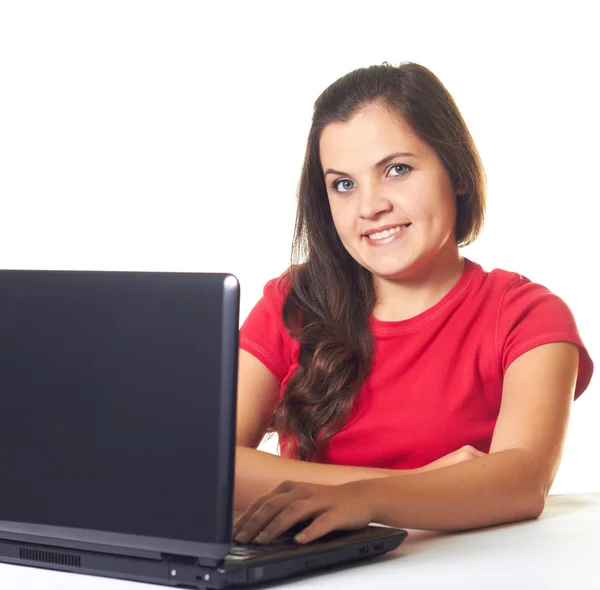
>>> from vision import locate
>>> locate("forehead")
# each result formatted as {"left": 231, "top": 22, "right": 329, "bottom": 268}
{"left": 319, "top": 104, "right": 427, "bottom": 167}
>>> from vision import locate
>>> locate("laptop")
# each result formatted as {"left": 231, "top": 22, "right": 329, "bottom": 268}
{"left": 0, "top": 269, "right": 407, "bottom": 588}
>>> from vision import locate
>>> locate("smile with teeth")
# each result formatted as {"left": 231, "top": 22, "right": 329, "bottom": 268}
{"left": 365, "top": 224, "right": 410, "bottom": 240}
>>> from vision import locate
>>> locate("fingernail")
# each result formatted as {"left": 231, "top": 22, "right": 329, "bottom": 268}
{"left": 235, "top": 531, "right": 248, "bottom": 543}
{"left": 231, "top": 527, "right": 238, "bottom": 537}
{"left": 255, "top": 531, "right": 268, "bottom": 543}
{"left": 294, "top": 533, "right": 307, "bottom": 543}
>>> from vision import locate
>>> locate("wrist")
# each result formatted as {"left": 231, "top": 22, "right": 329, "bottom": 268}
{"left": 346, "top": 478, "right": 381, "bottom": 522}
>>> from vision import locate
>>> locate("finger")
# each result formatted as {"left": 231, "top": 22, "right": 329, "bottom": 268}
{"left": 291, "top": 510, "right": 341, "bottom": 544}
{"left": 252, "top": 500, "right": 325, "bottom": 545}
{"left": 232, "top": 488, "right": 282, "bottom": 538}
{"left": 232, "top": 499, "right": 268, "bottom": 536}
{"left": 233, "top": 480, "right": 307, "bottom": 538}
{"left": 234, "top": 490, "right": 299, "bottom": 543}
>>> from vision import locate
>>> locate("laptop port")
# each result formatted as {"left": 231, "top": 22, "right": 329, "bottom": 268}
{"left": 359, "top": 546, "right": 369, "bottom": 554}
{"left": 374, "top": 542, "right": 384, "bottom": 551}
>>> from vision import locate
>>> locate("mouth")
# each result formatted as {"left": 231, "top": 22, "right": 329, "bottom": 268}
{"left": 363, "top": 224, "right": 411, "bottom": 241}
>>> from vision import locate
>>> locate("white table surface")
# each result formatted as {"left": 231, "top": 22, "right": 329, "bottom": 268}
{"left": 1, "top": 493, "right": 598, "bottom": 590}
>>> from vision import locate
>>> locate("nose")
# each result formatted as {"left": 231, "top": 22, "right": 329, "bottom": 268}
{"left": 358, "top": 185, "right": 393, "bottom": 219}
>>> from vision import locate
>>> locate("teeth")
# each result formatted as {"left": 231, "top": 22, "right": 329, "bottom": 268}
{"left": 367, "top": 225, "right": 406, "bottom": 240}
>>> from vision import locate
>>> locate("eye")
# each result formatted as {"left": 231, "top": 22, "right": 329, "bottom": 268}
{"left": 331, "top": 178, "right": 356, "bottom": 193}
{"left": 388, "top": 164, "right": 412, "bottom": 177}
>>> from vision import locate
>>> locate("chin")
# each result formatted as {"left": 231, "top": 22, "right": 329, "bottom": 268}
{"left": 368, "top": 265, "right": 412, "bottom": 280}
{"left": 368, "top": 256, "right": 432, "bottom": 281}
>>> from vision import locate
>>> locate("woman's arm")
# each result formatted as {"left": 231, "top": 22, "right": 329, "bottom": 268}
{"left": 235, "top": 349, "right": 404, "bottom": 508}
{"left": 367, "top": 446, "right": 542, "bottom": 531}
{"left": 235, "top": 445, "right": 487, "bottom": 509}
{"left": 234, "top": 349, "right": 485, "bottom": 509}
{"left": 366, "top": 341, "right": 579, "bottom": 531}
{"left": 234, "top": 446, "right": 397, "bottom": 509}
{"left": 233, "top": 342, "right": 579, "bottom": 543}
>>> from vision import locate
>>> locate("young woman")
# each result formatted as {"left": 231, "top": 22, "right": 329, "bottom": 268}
{"left": 232, "top": 62, "right": 594, "bottom": 546}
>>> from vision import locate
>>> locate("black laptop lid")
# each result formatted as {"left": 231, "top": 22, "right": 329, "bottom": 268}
{"left": 0, "top": 270, "right": 239, "bottom": 551}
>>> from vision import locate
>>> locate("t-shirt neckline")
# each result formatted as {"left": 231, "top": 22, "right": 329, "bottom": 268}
{"left": 370, "top": 258, "right": 478, "bottom": 335}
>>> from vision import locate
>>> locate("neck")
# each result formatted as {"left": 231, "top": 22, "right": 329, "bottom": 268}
{"left": 372, "top": 247, "right": 465, "bottom": 322}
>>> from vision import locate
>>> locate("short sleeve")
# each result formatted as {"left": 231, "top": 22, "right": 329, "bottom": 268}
{"left": 496, "top": 277, "right": 594, "bottom": 400}
{"left": 239, "top": 276, "right": 293, "bottom": 384}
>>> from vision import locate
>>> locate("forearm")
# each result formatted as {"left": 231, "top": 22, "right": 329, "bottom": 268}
{"left": 365, "top": 448, "right": 545, "bottom": 531}
{"left": 235, "top": 445, "right": 411, "bottom": 510}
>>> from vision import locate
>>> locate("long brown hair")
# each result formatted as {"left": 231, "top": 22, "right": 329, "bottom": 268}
{"left": 269, "top": 62, "right": 486, "bottom": 461}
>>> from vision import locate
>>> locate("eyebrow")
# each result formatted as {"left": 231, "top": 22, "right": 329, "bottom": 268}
{"left": 323, "top": 151, "right": 417, "bottom": 177}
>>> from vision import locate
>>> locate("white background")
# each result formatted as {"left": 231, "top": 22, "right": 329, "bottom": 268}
{"left": 0, "top": 1, "right": 597, "bottom": 494}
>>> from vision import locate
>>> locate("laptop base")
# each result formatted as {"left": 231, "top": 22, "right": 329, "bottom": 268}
{"left": 1, "top": 525, "right": 407, "bottom": 588}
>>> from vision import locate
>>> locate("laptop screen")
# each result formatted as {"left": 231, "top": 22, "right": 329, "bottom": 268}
{"left": 0, "top": 270, "right": 237, "bottom": 545}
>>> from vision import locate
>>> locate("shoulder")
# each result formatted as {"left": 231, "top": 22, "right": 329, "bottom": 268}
{"left": 239, "top": 270, "right": 298, "bottom": 382}
{"left": 260, "top": 263, "right": 312, "bottom": 308}
{"left": 466, "top": 259, "right": 578, "bottom": 338}
{"left": 488, "top": 267, "right": 573, "bottom": 326}
{"left": 260, "top": 269, "right": 293, "bottom": 312}
{"left": 471, "top": 261, "right": 593, "bottom": 398}
{"left": 469, "top": 260, "right": 563, "bottom": 313}
{"left": 478, "top": 263, "right": 545, "bottom": 297}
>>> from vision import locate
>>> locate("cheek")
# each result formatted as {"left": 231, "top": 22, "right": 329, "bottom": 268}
{"left": 410, "top": 184, "right": 456, "bottom": 225}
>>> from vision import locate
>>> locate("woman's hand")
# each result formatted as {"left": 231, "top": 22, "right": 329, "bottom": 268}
{"left": 232, "top": 479, "right": 375, "bottom": 545}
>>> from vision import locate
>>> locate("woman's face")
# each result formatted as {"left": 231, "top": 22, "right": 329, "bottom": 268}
{"left": 320, "top": 104, "right": 460, "bottom": 282}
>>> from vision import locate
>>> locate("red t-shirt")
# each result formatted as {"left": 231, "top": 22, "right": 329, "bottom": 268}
{"left": 239, "top": 259, "right": 594, "bottom": 469}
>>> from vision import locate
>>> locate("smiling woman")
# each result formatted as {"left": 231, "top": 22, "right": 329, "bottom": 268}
{"left": 233, "top": 62, "right": 594, "bottom": 546}
{"left": 320, "top": 105, "right": 465, "bottom": 318}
